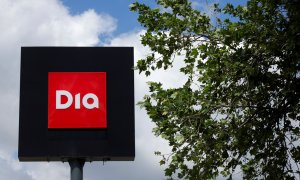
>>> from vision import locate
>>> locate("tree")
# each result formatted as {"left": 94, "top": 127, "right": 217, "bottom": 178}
{"left": 130, "top": 0, "right": 300, "bottom": 179}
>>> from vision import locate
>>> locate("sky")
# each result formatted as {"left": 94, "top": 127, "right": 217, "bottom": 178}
{"left": 0, "top": 0, "right": 245, "bottom": 179}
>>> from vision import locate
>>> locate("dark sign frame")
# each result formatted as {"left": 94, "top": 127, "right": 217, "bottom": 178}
{"left": 19, "top": 47, "right": 135, "bottom": 161}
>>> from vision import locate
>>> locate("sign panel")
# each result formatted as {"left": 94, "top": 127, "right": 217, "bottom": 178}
{"left": 48, "top": 72, "right": 107, "bottom": 129}
{"left": 19, "top": 47, "right": 134, "bottom": 161}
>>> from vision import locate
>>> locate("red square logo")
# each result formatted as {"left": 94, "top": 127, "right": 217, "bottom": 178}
{"left": 48, "top": 72, "right": 107, "bottom": 129}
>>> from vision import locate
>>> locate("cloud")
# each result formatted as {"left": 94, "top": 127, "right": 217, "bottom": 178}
{"left": 0, "top": 0, "right": 116, "bottom": 47}
{"left": 108, "top": 31, "right": 187, "bottom": 89}
{"left": 191, "top": 0, "right": 219, "bottom": 17}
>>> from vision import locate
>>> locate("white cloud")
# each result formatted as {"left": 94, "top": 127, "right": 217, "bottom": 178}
{"left": 24, "top": 162, "right": 68, "bottom": 180}
{"left": 191, "top": 0, "right": 219, "bottom": 17}
{"left": 0, "top": 0, "right": 116, "bottom": 47}
{"left": 108, "top": 30, "right": 187, "bottom": 89}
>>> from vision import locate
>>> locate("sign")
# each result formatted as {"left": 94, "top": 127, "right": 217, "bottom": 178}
{"left": 48, "top": 72, "right": 107, "bottom": 129}
{"left": 19, "top": 47, "right": 135, "bottom": 161}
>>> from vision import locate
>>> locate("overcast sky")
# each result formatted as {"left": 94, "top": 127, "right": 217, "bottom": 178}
{"left": 0, "top": 0, "right": 245, "bottom": 179}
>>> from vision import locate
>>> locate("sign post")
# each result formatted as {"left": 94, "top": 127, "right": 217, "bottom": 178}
{"left": 19, "top": 47, "right": 135, "bottom": 179}
{"left": 69, "top": 159, "right": 85, "bottom": 180}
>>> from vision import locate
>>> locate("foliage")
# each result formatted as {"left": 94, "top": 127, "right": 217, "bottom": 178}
{"left": 131, "top": 0, "right": 300, "bottom": 179}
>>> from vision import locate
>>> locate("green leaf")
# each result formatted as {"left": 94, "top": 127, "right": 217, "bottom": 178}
{"left": 132, "top": 0, "right": 300, "bottom": 179}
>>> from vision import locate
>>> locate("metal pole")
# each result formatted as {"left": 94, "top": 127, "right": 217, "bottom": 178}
{"left": 69, "top": 159, "right": 85, "bottom": 180}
